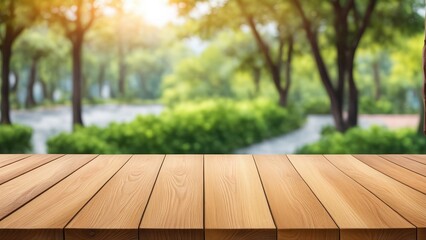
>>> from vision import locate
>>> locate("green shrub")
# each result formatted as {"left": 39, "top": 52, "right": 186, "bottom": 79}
{"left": 0, "top": 125, "right": 32, "bottom": 153}
{"left": 48, "top": 99, "right": 305, "bottom": 154}
{"left": 297, "top": 126, "right": 426, "bottom": 154}
{"left": 359, "top": 97, "right": 393, "bottom": 114}
{"left": 301, "top": 98, "right": 330, "bottom": 114}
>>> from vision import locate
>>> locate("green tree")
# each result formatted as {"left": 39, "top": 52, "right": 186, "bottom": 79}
{"left": 0, "top": 0, "right": 38, "bottom": 124}
{"left": 171, "top": 0, "right": 299, "bottom": 106}
{"left": 47, "top": 0, "right": 99, "bottom": 128}
{"left": 14, "top": 26, "right": 56, "bottom": 108}
{"left": 291, "top": 0, "right": 422, "bottom": 131}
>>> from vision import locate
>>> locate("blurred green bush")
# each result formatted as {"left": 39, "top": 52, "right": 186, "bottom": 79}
{"left": 301, "top": 98, "right": 331, "bottom": 114}
{"left": 359, "top": 97, "right": 393, "bottom": 114}
{"left": 48, "top": 99, "right": 305, "bottom": 154}
{"left": 297, "top": 126, "right": 426, "bottom": 154}
{"left": 0, "top": 125, "right": 32, "bottom": 153}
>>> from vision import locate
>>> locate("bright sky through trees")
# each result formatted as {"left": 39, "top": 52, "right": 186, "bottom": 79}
{"left": 125, "top": 0, "right": 178, "bottom": 27}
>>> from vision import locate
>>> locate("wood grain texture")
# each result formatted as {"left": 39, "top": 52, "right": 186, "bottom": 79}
{"left": 381, "top": 155, "right": 426, "bottom": 176}
{"left": 0, "top": 154, "right": 30, "bottom": 168}
{"left": 0, "top": 155, "right": 130, "bottom": 240}
{"left": 288, "top": 155, "right": 415, "bottom": 240}
{"left": 280, "top": 229, "right": 341, "bottom": 240}
{"left": 254, "top": 155, "right": 338, "bottom": 240}
{"left": 326, "top": 155, "right": 426, "bottom": 240}
{"left": 141, "top": 229, "right": 204, "bottom": 240}
{"left": 403, "top": 154, "right": 426, "bottom": 165}
{"left": 340, "top": 229, "right": 417, "bottom": 240}
{"left": 0, "top": 154, "right": 63, "bottom": 185}
{"left": 204, "top": 155, "right": 275, "bottom": 240}
{"left": 354, "top": 155, "right": 426, "bottom": 194}
{"left": 205, "top": 229, "right": 276, "bottom": 240}
{"left": 140, "top": 155, "right": 203, "bottom": 240}
{"left": 0, "top": 154, "right": 96, "bottom": 220}
{"left": 66, "top": 155, "right": 164, "bottom": 240}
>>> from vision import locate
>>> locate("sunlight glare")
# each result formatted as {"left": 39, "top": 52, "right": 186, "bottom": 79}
{"left": 125, "top": 0, "right": 178, "bottom": 27}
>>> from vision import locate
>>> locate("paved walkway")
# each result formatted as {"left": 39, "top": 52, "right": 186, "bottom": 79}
{"left": 236, "top": 115, "right": 419, "bottom": 154}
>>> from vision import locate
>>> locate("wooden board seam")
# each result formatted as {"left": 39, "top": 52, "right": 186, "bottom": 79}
{"left": 63, "top": 155, "right": 133, "bottom": 234}
{"left": 403, "top": 155, "right": 426, "bottom": 166}
{"left": 0, "top": 154, "right": 99, "bottom": 222}
{"left": 352, "top": 155, "right": 426, "bottom": 196}
{"left": 381, "top": 155, "right": 426, "bottom": 177}
{"left": 0, "top": 155, "right": 31, "bottom": 169}
{"left": 136, "top": 154, "right": 166, "bottom": 239}
{"left": 287, "top": 155, "right": 340, "bottom": 232}
{"left": 252, "top": 155, "right": 278, "bottom": 237}
{"left": 0, "top": 155, "right": 64, "bottom": 186}
{"left": 324, "top": 156, "right": 418, "bottom": 229}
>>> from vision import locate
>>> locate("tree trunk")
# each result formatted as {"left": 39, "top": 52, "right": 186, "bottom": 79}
{"left": 71, "top": 35, "right": 84, "bottom": 128}
{"left": 25, "top": 57, "right": 38, "bottom": 108}
{"left": 422, "top": 36, "right": 426, "bottom": 134}
{"left": 98, "top": 63, "right": 106, "bottom": 98}
{"left": 347, "top": 53, "right": 359, "bottom": 128}
{"left": 280, "top": 36, "right": 294, "bottom": 108}
{"left": 40, "top": 77, "right": 49, "bottom": 102}
{"left": 118, "top": 44, "right": 126, "bottom": 97}
{"left": 1, "top": 41, "right": 12, "bottom": 125}
{"left": 373, "top": 60, "right": 381, "bottom": 100}
{"left": 252, "top": 67, "right": 261, "bottom": 95}
{"left": 11, "top": 69, "right": 19, "bottom": 93}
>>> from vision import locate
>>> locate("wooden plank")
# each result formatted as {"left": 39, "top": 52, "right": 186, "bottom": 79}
{"left": 326, "top": 155, "right": 426, "bottom": 240}
{"left": 204, "top": 155, "right": 276, "bottom": 240}
{"left": 404, "top": 155, "right": 426, "bottom": 165}
{"left": 140, "top": 155, "right": 203, "bottom": 240}
{"left": 0, "top": 154, "right": 30, "bottom": 168}
{"left": 254, "top": 155, "right": 339, "bottom": 240}
{"left": 288, "top": 155, "right": 415, "bottom": 240}
{"left": 0, "top": 155, "right": 130, "bottom": 240}
{"left": 0, "top": 154, "right": 63, "bottom": 185}
{"left": 66, "top": 155, "right": 164, "bottom": 240}
{"left": 0, "top": 154, "right": 97, "bottom": 220}
{"left": 381, "top": 155, "right": 426, "bottom": 176}
{"left": 354, "top": 155, "right": 426, "bottom": 194}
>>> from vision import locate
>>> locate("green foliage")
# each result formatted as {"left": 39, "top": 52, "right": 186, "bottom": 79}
{"left": 301, "top": 98, "right": 330, "bottom": 114}
{"left": 48, "top": 99, "right": 305, "bottom": 154}
{"left": 0, "top": 125, "right": 32, "bottom": 153}
{"left": 298, "top": 126, "right": 426, "bottom": 154}
{"left": 359, "top": 97, "right": 393, "bottom": 114}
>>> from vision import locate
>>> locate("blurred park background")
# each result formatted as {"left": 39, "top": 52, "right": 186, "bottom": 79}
{"left": 0, "top": 0, "right": 425, "bottom": 154}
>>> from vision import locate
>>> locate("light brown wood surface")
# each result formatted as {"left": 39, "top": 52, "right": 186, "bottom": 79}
{"left": 66, "top": 155, "right": 164, "bottom": 240}
{"left": 404, "top": 155, "right": 426, "bottom": 165}
{"left": 0, "top": 154, "right": 425, "bottom": 240}
{"left": 0, "top": 155, "right": 130, "bottom": 240}
{"left": 288, "top": 155, "right": 415, "bottom": 240}
{"left": 0, "top": 154, "right": 63, "bottom": 185}
{"left": 381, "top": 155, "right": 426, "bottom": 176}
{"left": 0, "top": 154, "right": 30, "bottom": 168}
{"left": 140, "top": 155, "right": 204, "bottom": 240}
{"left": 204, "top": 155, "right": 275, "bottom": 240}
{"left": 326, "top": 155, "right": 426, "bottom": 240}
{"left": 0, "top": 154, "right": 96, "bottom": 220}
{"left": 254, "top": 155, "right": 338, "bottom": 240}
{"left": 354, "top": 155, "right": 426, "bottom": 194}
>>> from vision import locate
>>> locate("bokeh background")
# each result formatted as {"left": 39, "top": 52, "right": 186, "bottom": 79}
{"left": 0, "top": 0, "right": 425, "bottom": 154}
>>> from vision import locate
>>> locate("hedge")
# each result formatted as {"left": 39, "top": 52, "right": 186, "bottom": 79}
{"left": 48, "top": 99, "right": 305, "bottom": 154}
{"left": 0, "top": 125, "right": 32, "bottom": 153}
{"left": 297, "top": 126, "right": 426, "bottom": 154}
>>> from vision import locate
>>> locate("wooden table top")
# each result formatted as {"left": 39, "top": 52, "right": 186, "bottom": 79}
{"left": 0, "top": 154, "right": 425, "bottom": 240}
